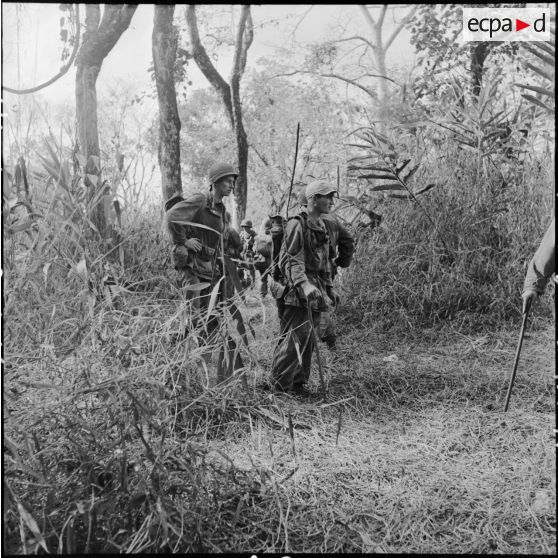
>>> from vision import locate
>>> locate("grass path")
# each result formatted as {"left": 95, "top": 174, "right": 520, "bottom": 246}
{"left": 212, "top": 299, "right": 555, "bottom": 553}
{"left": 3, "top": 293, "right": 554, "bottom": 554}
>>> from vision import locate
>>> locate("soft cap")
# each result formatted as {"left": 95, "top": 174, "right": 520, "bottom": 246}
{"left": 305, "top": 180, "right": 337, "bottom": 199}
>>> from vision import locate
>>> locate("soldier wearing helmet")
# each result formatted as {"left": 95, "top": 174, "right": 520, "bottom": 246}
{"left": 297, "top": 188, "right": 355, "bottom": 350}
{"left": 165, "top": 161, "right": 243, "bottom": 381}
{"left": 239, "top": 218, "right": 257, "bottom": 287}
{"left": 269, "top": 179, "right": 338, "bottom": 396}
{"left": 253, "top": 217, "right": 273, "bottom": 298}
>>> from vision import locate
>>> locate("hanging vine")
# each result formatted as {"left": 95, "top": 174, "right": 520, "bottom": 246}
{"left": 2, "top": 4, "right": 80, "bottom": 95}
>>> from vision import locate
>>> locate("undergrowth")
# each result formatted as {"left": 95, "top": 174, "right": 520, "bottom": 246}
{"left": 3, "top": 133, "right": 555, "bottom": 554}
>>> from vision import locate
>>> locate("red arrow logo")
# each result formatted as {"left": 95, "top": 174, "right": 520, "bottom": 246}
{"left": 516, "top": 19, "right": 530, "bottom": 31}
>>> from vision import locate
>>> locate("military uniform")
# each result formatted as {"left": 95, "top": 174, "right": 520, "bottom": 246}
{"left": 253, "top": 220, "right": 273, "bottom": 298}
{"left": 240, "top": 221, "right": 257, "bottom": 286}
{"left": 270, "top": 185, "right": 334, "bottom": 394}
{"left": 165, "top": 162, "right": 243, "bottom": 380}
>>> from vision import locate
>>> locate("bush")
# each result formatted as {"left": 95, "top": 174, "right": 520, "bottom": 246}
{"left": 342, "top": 144, "right": 554, "bottom": 334}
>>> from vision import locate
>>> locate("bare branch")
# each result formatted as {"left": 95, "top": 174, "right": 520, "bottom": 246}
{"left": 249, "top": 143, "right": 270, "bottom": 167}
{"left": 270, "top": 68, "right": 394, "bottom": 89}
{"left": 185, "top": 4, "right": 233, "bottom": 122}
{"left": 384, "top": 6, "right": 418, "bottom": 52}
{"left": 2, "top": 4, "right": 81, "bottom": 95}
{"left": 359, "top": 5, "right": 376, "bottom": 29}
{"left": 377, "top": 5, "right": 388, "bottom": 29}
{"left": 331, "top": 35, "right": 376, "bottom": 50}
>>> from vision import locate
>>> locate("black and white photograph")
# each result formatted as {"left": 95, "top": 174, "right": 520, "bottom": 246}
{"left": 2, "top": 3, "right": 555, "bottom": 554}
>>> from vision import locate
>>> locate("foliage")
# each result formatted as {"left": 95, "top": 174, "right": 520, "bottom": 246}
{"left": 515, "top": 20, "right": 555, "bottom": 114}
{"left": 343, "top": 136, "right": 553, "bottom": 332}
{"left": 409, "top": 4, "right": 519, "bottom": 100}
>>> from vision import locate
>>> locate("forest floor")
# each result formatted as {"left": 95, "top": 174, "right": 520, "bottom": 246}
{"left": 208, "top": 292, "right": 556, "bottom": 554}
{"left": 3, "top": 289, "right": 555, "bottom": 554}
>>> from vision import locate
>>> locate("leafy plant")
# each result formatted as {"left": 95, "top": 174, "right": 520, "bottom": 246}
{"left": 515, "top": 18, "right": 555, "bottom": 114}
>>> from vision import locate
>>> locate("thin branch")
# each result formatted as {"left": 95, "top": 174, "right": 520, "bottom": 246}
{"left": 359, "top": 5, "right": 376, "bottom": 29}
{"left": 3, "top": 4, "right": 81, "bottom": 95}
{"left": 331, "top": 35, "right": 376, "bottom": 50}
{"left": 185, "top": 5, "right": 233, "bottom": 121}
{"left": 385, "top": 6, "right": 418, "bottom": 52}
{"left": 377, "top": 5, "right": 388, "bottom": 30}
{"left": 249, "top": 143, "right": 270, "bottom": 167}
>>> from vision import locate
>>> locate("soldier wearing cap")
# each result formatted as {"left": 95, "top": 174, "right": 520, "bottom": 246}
{"left": 269, "top": 180, "right": 338, "bottom": 396}
{"left": 165, "top": 162, "right": 243, "bottom": 381}
{"left": 297, "top": 190, "right": 355, "bottom": 349}
{"left": 239, "top": 219, "right": 256, "bottom": 287}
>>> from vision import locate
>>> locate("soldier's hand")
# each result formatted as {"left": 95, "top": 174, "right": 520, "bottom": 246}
{"left": 173, "top": 244, "right": 189, "bottom": 268}
{"left": 185, "top": 238, "right": 202, "bottom": 252}
{"left": 326, "top": 287, "right": 340, "bottom": 307}
{"left": 521, "top": 289, "right": 537, "bottom": 314}
{"left": 302, "top": 281, "right": 321, "bottom": 301}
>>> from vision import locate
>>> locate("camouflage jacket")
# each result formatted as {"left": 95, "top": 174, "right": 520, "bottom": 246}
{"left": 165, "top": 192, "right": 226, "bottom": 280}
{"left": 279, "top": 213, "right": 333, "bottom": 310}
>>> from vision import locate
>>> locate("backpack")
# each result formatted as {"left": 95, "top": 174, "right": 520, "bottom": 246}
{"left": 255, "top": 234, "right": 272, "bottom": 259}
{"left": 270, "top": 212, "right": 308, "bottom": 281}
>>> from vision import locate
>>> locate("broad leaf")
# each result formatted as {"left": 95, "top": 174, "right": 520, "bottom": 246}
{"left": 368, "top": 184, "right": 404, "bottom": 192}
{"left": 515, "top": 83, "right": 554, "bottom": 99}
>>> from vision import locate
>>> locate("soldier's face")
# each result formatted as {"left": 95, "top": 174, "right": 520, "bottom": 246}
{"left": 312, "top": 193, "right": 335, "bottom": 214}
{"left": 214, "top": 175, "right": 236, "bottom": 197}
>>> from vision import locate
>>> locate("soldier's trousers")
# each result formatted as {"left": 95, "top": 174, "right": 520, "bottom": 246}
{"left": 319, "top": 304, "right": 336, "bottom": 347}
{"left": 179, "top": 268, "right": 243, "bottom": 382}
{"left": 255, "top": 261, "right": 270, "bottom": 297}
{"left": 270, "top": 304, "right": 320, "bottom": 391}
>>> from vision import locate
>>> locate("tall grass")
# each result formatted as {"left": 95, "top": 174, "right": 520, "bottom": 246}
{"left": 3, "top": 118, "right": 554, "bottom": 553}
{"left": 342, "top": 139, "right": 554, "bottom": 335}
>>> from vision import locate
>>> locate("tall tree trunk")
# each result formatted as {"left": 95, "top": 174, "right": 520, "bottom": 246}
{"left": 230, "top": 6, "right": 253, "bottom": 223}
{"left": 186, "top": 5, "right": 253, "bottom": 225}
{"left": 75, "top": 4, "right": 137, "bottom": 238}
{"left": 471, "top": 42, "right": 494, "bottom": 97}
{"left": 152, "top": 5, "right": 182, "bottom": 202}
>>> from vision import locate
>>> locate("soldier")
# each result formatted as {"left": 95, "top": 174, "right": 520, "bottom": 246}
{"left": 269, "top": 180, "right": 338, "bottom": 396}
{"left": 253, "top": 218, "right": 273, "bottom": 299}
{"left": 297, "top": 190, "right": 355, "bottom": 349}
{"left": 521, "top": 216, "right": 555, "bottom": 314}
{"left": 165, "top": 162, "right": 243, "bottom": 381}
{"left": 268, "top": 213, "right": 288, "bottom": 332}
{"left": 239, "top": 219, "right": 256, "bottom": 287}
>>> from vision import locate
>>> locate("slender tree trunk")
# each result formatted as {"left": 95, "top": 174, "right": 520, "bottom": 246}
{"left": 153, "top": 5, "right": 182, "bottom": 202}
{"left": 186, "top": 5, "right": 253, "bottom": 224}
{"left": 75, "top": 4, "right": 137, "bottom": 238}
{"left": 471, "top": 42, "right": 494, "bottom": 97}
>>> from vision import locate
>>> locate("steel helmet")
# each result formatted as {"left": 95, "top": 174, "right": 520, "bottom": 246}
{"left": 241, "top": 219, "right": 253, "bottom": 228}
{"left": 305, "top": 179, "right": 337, "bottom": 199}
{"left": 262, "top": 217, "right": 272, "bottom": 230}
{"left": 297, "top": 190, "right": 308, "bottom": 206}
{"left": 208, "top": 162, "right": 238, "bottom": 184}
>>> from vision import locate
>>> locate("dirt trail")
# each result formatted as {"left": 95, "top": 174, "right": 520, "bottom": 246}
{"left": 219, "top": 302, "right": 555, "bottom": 553}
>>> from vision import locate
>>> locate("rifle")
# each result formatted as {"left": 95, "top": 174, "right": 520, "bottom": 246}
{"left": 503, "top": 297, "right": 532, "bottom": 412}
{"left": 285, "top": 122, "right": 300, "bottom": 219}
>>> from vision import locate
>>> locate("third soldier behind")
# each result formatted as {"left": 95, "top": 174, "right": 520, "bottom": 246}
{"left": 239, "top": 219, "right": 256, "bottom": 288}
{"left": 297, "top": 190, "right": 355, "bottom": 350}
{"left": 253, "top": 218, "right": 273, "bottom": 299}
{"left": 269, "top": 180, "right": 338, "bottom": 396}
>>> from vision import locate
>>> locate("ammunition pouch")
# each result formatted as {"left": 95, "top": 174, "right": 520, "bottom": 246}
{"left": 268, "top": 277, "right": 286, "bottom": 300}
